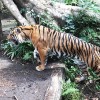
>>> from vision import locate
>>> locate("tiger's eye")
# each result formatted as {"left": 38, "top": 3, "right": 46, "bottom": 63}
{"left": 17, "top": 28, "right": 21, "bottom": 33}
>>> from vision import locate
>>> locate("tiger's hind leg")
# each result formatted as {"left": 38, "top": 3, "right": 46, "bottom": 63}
{"left": 35, "top": 42, "right": 50, "bottom": 71}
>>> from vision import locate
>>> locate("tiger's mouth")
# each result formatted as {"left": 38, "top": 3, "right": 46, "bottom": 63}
{"left": 12, "top": 39, "right": 19, "bottom": 45}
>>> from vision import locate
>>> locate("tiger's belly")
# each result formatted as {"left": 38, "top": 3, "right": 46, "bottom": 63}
{"left": 49, "top": 48, "right": 86, "bottom": 66}
{"left": 49, "top": 49, "right": 67, "bottom": 59}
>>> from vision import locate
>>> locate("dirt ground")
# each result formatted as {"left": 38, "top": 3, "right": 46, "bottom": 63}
{"left": 0, "top": 50, "right": 52, "bottom": 100}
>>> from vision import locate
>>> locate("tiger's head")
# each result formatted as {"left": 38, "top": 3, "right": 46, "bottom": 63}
{"left": 7, "top": 26, "right": 33, "bottom": 45}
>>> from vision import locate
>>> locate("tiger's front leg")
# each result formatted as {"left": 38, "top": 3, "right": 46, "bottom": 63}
{"left": 35, "top": 43, "right": 49, "bottom": 71}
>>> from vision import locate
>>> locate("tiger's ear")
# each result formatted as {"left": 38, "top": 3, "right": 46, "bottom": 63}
{"left": 22, "top": 23, "right": 25, "bottom": 26}
{"left": 10, "top": 28, "right": 14, "bottom": 34}
{"left": 16, "top": 28, "right": 21, "bottom": 33}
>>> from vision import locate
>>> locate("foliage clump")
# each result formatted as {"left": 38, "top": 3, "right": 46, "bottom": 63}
{"left": 1, "top": 40, "right": 34, "bottom": 61}
{"left": 62, "top": 79, "right": 81, "bottom": 100}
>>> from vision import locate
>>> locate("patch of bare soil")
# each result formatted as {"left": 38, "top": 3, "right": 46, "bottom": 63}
{"left": 0, "top": 51, "right": 53, "bottom": 100}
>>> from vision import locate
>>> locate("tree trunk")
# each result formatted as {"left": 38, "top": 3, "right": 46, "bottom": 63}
{"left": 2, "top": 0, "right": 100, "bottom": 29}
{"left": 1, "top": 0, "right": 29, "bottom": 25}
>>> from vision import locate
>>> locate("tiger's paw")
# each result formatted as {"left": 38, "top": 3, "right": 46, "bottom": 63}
{"left": 36, "top": 65, "right": 45, "bottom": 71}
{"left": 75, "top": 76, "right": 85, "bottom": 83}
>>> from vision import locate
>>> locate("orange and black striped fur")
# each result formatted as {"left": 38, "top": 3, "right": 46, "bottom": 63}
{"left": 7, "top": 25, "right": 100, "bottom": 74}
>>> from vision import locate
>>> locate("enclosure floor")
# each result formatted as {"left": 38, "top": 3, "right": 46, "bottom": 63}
{"left": 0, "top": 51, "right": 52, "bottom": 100}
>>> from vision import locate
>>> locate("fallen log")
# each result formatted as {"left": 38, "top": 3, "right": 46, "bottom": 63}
{"left": 44, "top": 63, "right": 65, "bottom": 100}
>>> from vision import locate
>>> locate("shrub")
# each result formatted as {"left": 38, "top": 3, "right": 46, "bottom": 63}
{"left": 62, "top": 79, "right": 81, "bottom": 100}
{"left": 1, "top": 40, "right": 34, "bottom": 61}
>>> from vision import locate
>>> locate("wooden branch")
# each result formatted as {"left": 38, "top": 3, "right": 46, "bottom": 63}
{"left": 44, "top": 63, "right": 65, "bottom": 100}
{"left": 1, "top": 0, "right": 29, "bottom": 25}
{"left": 28, "top": 0, "right": 82, "bottom": 27}
{"left": 28, "top": 0, "right": 100, "bottom": 27}
{"left": 2, "top": 0, "right": 100, "bottom": 27}
{"left": 13, "top": 0, "right": 36, "bottom": 25}
{"left": 28, "top": 0, "right": 100, "bottom": 19}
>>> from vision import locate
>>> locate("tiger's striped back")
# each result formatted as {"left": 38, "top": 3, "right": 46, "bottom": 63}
{"left": 34, "top": 25, "right": 100, "bottom": 71}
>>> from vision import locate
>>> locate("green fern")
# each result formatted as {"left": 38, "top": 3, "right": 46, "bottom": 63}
{"left": 62, "top": 79, "right": 81, "bottom": 100}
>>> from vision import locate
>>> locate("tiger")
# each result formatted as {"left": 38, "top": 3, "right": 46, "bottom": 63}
{"left": 7, "top": 25, "right": 100, "bottom": 80}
